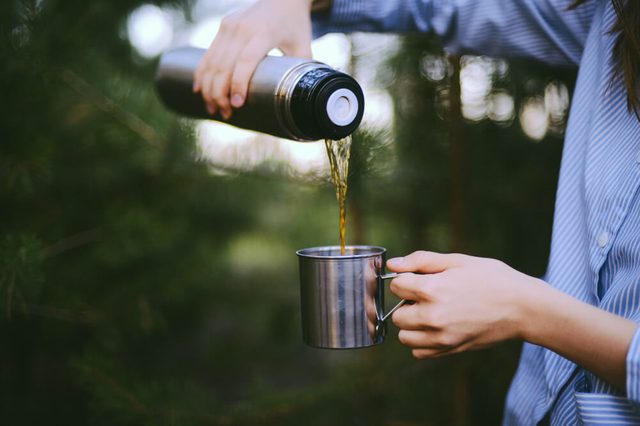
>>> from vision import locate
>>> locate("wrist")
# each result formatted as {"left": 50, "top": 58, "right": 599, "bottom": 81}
{"left": 511, "top": 276, "right": 553, "bottom": 343}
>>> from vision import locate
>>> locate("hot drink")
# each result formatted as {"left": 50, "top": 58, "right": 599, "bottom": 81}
{"left": 324, "top": 136, "right": 352, "bottom": 255}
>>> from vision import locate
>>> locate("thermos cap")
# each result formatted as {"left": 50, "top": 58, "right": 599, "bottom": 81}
{"left": 326, "top": 88, "right": 359, "bottom": 127}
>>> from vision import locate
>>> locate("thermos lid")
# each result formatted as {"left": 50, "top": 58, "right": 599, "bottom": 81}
{"left": 325, "top": 88, "right": 359, "bottom": 127}
{"left": 290, "top": 67, "right": 365, "bottom": 140}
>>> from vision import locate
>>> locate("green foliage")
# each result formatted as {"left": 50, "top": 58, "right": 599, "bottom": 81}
{"left": 0, "top": 233, "right": 44, "bottom": 319}
{"left": 1, "top": 1, "right": 576, "bottom": 425}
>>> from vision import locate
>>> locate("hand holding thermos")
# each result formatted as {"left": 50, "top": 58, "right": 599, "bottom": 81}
{"left": 193, "top": 0, "right": 314, "bottom": 120}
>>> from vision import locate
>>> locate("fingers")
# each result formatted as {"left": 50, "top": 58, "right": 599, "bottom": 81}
{"left": 292, "top": 44, "right": 313, "bottom": 59}
{"left": 389, "top": 273, "right": 434, "bottom": 301}
{"left": 194, "top": 33, "right": 227, "bottom": 115}
{"left": 199, "top": 70, "right": 217, "bottom": 115}
{"left": 209, "top": 33, "right": 247, "bottom": 119}
{"left": 398, "top": 329, "right": 451, "bottom": 349}
{"left": 391, "top": 302, "right": 435, "bottom": 330}
{"left": 387, "top": 251, "right": 466, "bottom": 274}
{"left": 280, "top": 14, "right": 312, "bottom": 58}
{"left": 230, "top": 37, "right": 272, "bottom": 108}
{"left": 399, "top": 331, "right": 467, "bottom": 360}
{"left": 193, "top": 49, "right": 209, "bottom": 93}
{"left": 411, "top": 348, "right": 458, "bottom": 360}
{"left": 209, "top": 52, "right": 234, "bottom": 119}
{"left": 194, "top": 17, "right": 249, "bottom": 119}
{"left": 284, "top": 40, "right": 313, "bottom": 59}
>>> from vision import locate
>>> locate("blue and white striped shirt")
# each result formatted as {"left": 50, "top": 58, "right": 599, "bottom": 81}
{"left": 313, "top": 0, "right": 640, "bottom": 424}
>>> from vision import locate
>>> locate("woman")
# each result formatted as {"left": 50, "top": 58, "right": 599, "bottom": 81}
{"left": 194, "top": 0, "right": 640, "bottom": 424}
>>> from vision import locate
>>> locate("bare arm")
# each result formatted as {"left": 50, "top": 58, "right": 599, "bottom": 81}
{"left": 387, "top": 251, "right": 637, "bottom": 391}
{"left": 520, "top": 281, "right": 636, "bottom": 390}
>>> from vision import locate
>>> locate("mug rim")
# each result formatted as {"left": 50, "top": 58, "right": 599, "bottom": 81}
{"left": 296, "top": 245, "right": 386, "bottom": 259}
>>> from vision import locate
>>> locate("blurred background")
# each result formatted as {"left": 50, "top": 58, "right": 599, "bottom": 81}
{"left": 1, "top": 0, "right": 576, "bottom": 424}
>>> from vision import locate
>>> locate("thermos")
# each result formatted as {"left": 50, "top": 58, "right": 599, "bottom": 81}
{"left": 155, "top": 47, "right": 365, "bottom": 141}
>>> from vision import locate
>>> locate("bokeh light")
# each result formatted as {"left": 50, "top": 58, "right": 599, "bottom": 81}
{"left": 196, "top": 121, "right": 328, "bottom": 176}
{"left": 520, "top": 97, "right": 549, "bottom": 141}
{"left": 312, "top": 33, "right": 352, "bottom": 70}
{"left": 189, "top": 17, "right": 221, "bottom": 49}
{"left": 361, "top": 90, "right": 394, "bottom": 131}
{"left": 460, "top": 56, "right": 493, "bottom": 121}
{"left": 421, "top": 54, "right": 449, "bottom": 83}
{"left": 487, "top": 90, "right": 515, "bottom": 124}
{"left": 127, "top": 4, "right": 174, "bottom": 58}
{"left": 545, "top": 81, "right": 570, "bottom": 134}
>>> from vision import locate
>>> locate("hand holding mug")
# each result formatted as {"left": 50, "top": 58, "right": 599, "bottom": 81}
{"left": 387, "top": 251, "right": 544, "bottom": 359}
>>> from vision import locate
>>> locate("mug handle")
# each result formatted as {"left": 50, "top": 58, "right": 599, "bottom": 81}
{"left": 379, "top": 272, "right": 408, "bottom": 322}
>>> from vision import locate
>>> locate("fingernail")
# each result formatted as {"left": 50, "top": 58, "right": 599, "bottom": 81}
{"left": 192, "top": 82, "right": 199, "bottom": 93}
{"left": 231, "top": 94, "right": 244, "bottom": 108}
{"left": 221, "top": 109, "right": 231, "bottom": 120}
{"left": 206, "top": 104, "right": 216, "bottom": 115}
{"left": 388, "top": 257, "right": 404, "bottom": 268}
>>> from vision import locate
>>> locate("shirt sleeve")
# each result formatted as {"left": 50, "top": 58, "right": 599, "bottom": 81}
{"left": 312, "top": 0, "right": 597, "bottom": 67}
{"left": 626, "top": 326, "right": 640, "bottom": 405}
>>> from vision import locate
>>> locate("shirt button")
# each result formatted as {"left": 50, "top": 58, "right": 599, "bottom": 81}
{"left": 597, "top": 232, "right": 609, "bottom": 248}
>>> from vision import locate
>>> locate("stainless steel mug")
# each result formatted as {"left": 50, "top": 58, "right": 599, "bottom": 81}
{"left": 155, "top": 47, "right": 365, "bottom": 141}
{"left": 296, "top": 245, "right": 407, "bottom": 349}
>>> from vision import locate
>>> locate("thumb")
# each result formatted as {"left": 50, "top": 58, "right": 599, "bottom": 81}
{"left": 387, "top": 251, "right": 463, "bottom": 274}
{"left": 283, "top": 41, "right": 312, "bottom": 59}
{"left": 281, "top": 27, "right": 313, "bottom": 59}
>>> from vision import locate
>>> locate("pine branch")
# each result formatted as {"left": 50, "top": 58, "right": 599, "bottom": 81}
{"left": 84, "top": 366, "right": 224, "bottom": 423}
{"left": 22, "top": 303, "right": 101, "bottom": 324}
{"left": 58, "top": 67, "right": 166, "bottom": 149}
{"left": 84, "top": 365, "right": 152, "bottom": 416}
{"left": 5, "top": 271, "right": 15, "bottom": 320}
{"left": 44, "top": 227, "right": 103, "bottom": 258}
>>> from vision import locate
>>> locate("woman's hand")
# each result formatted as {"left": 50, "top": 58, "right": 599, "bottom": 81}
{"left": 387, "top": 251, "right": 542, "bottom": 359}
{"left": 193, "top": 0, "right": 313, "bottom": 120}
{"left": 387, "top": 250, "right": 637, "bottom": 390}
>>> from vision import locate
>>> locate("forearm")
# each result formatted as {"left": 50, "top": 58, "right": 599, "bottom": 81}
{"left": 311, "top": 0, "right": 419, "bottom": 38}
{"left": 311, "top": 0, "right": 591, "bottom": 66}
{"left": 518, "top": 280, "right": 638, "bottom": 391}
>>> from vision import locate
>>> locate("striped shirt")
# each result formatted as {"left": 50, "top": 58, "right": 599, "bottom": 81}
{"left": 313, "top": 0, "right": 640, "bottom": 424}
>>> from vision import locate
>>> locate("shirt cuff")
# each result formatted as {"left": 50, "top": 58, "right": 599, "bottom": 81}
{"left": 312, "top": 0, "right": 416, "bottom": 38}
{"left": 312, "top": 0, "right": 369, "bottom": 38}
{"left": 329, "top": 0, "right": 369, "bottom": 25}
{"left": 626, "top": 326, "right": 640, "bottom": 404}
